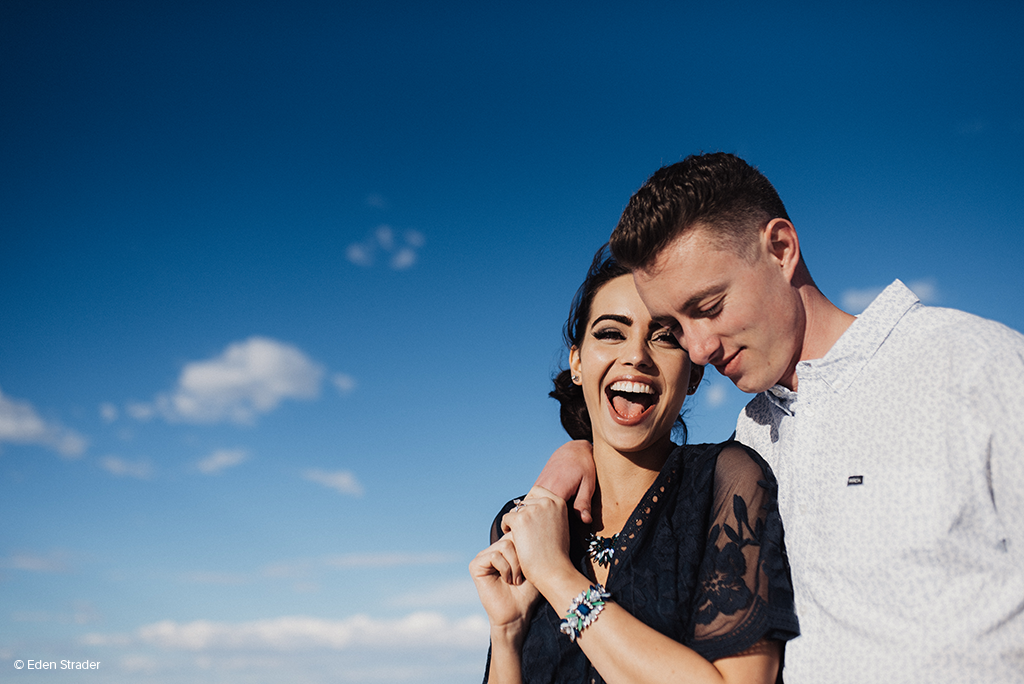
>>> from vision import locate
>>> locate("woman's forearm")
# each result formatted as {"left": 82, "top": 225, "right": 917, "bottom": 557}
{"left": 535, "top": 568, "right": 779, "bottom": 684}
{"left": 486, "top": 623, "right": 526, "bottom": 684}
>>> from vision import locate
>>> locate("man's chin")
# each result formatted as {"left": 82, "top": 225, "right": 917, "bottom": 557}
{"left": 724, "top": 371, "right": 772, "bottom": 395}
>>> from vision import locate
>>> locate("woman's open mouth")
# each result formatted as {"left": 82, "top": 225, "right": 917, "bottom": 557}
{"left": 606, "top": 380, "right": 658, "bottom": 425}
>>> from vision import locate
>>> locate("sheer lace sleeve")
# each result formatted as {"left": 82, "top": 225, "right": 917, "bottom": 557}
{"left": 690, "top": 444, "right": 799, "bottom": 661}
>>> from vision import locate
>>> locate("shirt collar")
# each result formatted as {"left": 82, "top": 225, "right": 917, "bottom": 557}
{"left": 774, "top": 279, "right": 920, "bottom": 397}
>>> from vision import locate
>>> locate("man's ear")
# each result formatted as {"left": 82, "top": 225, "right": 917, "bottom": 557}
{"left": 763, "top": 218, "right": 801, "bottom": 282}
{"left": 688, "top": 363, "right": 705, "bottom": 394}
{"left": 569, "top": 346, "right": 582, "bottom": 385}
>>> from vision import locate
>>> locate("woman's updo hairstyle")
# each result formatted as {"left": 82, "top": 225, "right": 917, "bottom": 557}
{"left": 549, "top": 245, "right": 630, "bottom": 441}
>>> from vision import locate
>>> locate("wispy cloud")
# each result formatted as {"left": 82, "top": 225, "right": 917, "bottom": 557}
{"left": 99, "top": 402, "right": 119, "bottom": 422}
{"left": 82, "top": 613, "right": 487, "bottom": 651}
{"left": 366, "top": 193, "right": 388, "bottom": 209}
{"left": 263, "top": 551, "right": 458, "bottom": 579}
{"left": 100, "top": 455, "right": 154, "bottom": 479}
{"left": 178, "top": 571, "right": 251, "bottom": 586}
{"left": 1, "top": 550, "right": 73, "bottom": 573}
{"left": 841, "top": 279, "right": 939, "bottom": 314}
{"left": 126, "top": 402, "right": 155, "bottom": 421}
{"left": 196, "top": 448, "right": 248, "bottom": 474}
{"left": 387, "top": 579, "right": 480, "bottom": 609}
{"left": 301, "top": 468, "right": 363, "bottom": 496}
{"left": 332, "top": 373, "right": 357, "bottom": 395}
{"left": 11, "top": 601, "right": 99, "bottom": 625}
{"left": 703, "top": 384, "right": 729, "bottom": 408}
{"left": 0, "top": 386, "right": 87, "bottom": 457}
{"left": 139, "top": 337, "right": 325, "bottom": 424}
{"left": 346, "top": 225, "right": 425, "bottom": 270}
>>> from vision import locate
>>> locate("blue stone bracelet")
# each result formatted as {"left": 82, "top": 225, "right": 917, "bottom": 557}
{"left": 559, "top": 584, "right": 612, "bottom": 642}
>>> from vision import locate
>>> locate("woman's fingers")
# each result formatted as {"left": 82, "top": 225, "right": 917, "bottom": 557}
{"left": 470, "top": 536, "right": 523, "bottom": 585}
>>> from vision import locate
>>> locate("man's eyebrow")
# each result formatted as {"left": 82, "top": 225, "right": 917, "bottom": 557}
{"left": 591, "top": 314, "right": 632, "bottom": 327}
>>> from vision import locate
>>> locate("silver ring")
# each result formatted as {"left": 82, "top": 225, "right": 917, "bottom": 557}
{"left": 513, "top": 498, "right": 524, "bottom": 512}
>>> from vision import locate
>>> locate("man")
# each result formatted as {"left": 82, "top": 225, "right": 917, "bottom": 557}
{"left": 536, "top": 153, "right": 1024, "bottom": 682}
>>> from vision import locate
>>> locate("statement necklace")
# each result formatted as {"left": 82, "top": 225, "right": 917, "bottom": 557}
{"left": 584, "top": 532, "right": 619, "bottom": 568}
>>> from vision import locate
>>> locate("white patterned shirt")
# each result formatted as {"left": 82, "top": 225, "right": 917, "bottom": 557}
{"left": 735, "top": 280, "right": 1024, "bottom": 683}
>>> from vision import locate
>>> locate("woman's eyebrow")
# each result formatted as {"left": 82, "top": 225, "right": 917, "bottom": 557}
{"left": 591, "top": 314, "right": 632, "bottom": 327}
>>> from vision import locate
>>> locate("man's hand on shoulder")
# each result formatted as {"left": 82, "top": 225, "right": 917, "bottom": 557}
{"left": 533, "top": 440, "right": 596, "bottom": 524}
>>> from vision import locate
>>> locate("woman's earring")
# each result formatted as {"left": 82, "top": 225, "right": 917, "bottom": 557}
{"left": 571, "top": 374, "right": 579, "bottom": 383}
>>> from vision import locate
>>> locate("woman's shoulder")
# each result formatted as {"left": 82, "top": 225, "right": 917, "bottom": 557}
{"left": 681, "top": 440, "right": 775, "bottom": 487}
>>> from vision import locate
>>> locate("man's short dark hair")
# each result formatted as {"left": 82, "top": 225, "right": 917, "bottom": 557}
{"left": 609, "top": 152, "right": 790, "bottom": 270}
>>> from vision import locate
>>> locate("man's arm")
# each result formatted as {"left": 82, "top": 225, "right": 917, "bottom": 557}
{"left": 532, "top": 440, "right": 596, "bottom": 524}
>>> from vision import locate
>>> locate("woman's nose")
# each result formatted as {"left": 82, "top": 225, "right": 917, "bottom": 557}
{"left": 623, "top": 336, "right": 653, "bottom": 367}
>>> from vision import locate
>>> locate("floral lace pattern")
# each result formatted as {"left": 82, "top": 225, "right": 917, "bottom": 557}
{"left": 483, "top": 441, "right": 799, "bottom": 684}
{"left": 696, "top": 494, "right": 759, "bottom": 624}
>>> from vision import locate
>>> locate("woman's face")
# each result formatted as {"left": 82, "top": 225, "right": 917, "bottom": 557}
{"left": 570, "top": 274, "right": 700, "bottom": 454}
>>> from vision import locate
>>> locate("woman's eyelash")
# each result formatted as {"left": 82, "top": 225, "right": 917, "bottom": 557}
{"left": 592, "top": 328, "right": 624, "bottom": 340}
{"left": 654, "top": 331, "right": 681, "bottom": 346}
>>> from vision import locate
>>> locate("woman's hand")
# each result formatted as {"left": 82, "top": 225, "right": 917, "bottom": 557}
{"left": 470, "top": 534, "right": 541, "bottom": 630}
{"left": 500, "top": 486, "right": 575, "bottom": 593}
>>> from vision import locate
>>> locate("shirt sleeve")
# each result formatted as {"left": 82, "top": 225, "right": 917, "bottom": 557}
{"left": 689, "top": 444, "right": 799, "bottom": 662}
{"left": 968, "top": 326, "right": 1024, "bottom": 563}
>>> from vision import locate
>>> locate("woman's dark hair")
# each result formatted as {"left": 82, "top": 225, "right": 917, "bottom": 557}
{"left": 549, "top": 244, "right": 689, "bottom": 443}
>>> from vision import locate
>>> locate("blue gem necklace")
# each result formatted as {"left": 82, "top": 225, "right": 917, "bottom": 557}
{"left": 584, "top": 532, "right": 619, "bottom": 568}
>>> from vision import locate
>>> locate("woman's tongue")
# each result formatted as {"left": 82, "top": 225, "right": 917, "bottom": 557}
{"left": 612, "top": 393, "right": 652, "bottom": 420}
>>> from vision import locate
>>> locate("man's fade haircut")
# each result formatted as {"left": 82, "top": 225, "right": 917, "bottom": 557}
{"left": 609, "top": 152, "right": 790, "bottom": 271}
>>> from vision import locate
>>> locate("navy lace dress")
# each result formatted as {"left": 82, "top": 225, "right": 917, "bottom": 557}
{"left": 484, "top": 441, "right": 799, "bottom": 683}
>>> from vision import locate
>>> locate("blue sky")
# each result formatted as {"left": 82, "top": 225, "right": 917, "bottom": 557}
{"left": 2, "top": 1, "right": 1022, "bottom": 682}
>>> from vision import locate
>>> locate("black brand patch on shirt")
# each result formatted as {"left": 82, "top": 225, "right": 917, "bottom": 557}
{"left": 847, "top": 475, "right": 864, "bottom": 486}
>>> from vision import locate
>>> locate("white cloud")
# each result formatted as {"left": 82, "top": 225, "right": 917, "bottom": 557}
{"left": 841, "top": 279, "right": 939, "bottom": 314}
{"left": 0, "top": 550, "right": 72, "bottom": 573}
{"left": 841, "top": 285, "right": 885, "bottom": 314}
{"left": 321, "top": 552, "right": 457, "bottom": 569}
{"left": 0, "top": 386, "right": 87, "bottom": 457}
{"left": 118, "top": 654, "right": 160, "bottom": 674}
{"left": 301, "top": 468, "right": 363, "bottom": 496}
{"left": 404, "top": 229, "right": 425, "bottom": 248}
{"left": 906, "top": 279, "right": 938, "bottom": 304}
{"left": 704, "top": 384, "right": 729, "bottom": 408}
{"left": 83, "top": 613, "right": 488, "bottom": 652}
{"left": 154, "top": 337, "right": 324, "bottom": 424}
{"left": 332, "top": 373, "right": 357, "bottom": 395}
{"left": 375, "top": 225, "right": 395, "bottom": 251}
{"left": 11, "top": 601, "right": 99, "bottom": 625}
{"left": 101, "top": 455, "right": 154, "bottom": 479}
{"left": 391, "top": 247, "right": 417, "bottom": 270}
{"left": 263, "top": 551, "right": 457, "bottom": 579}
{"left": 346, "top": 226, "right": 425, "bottom": 270}
{"left": 196, "top": 448, "right": 248, "bottom": 474}
{"left": 346, "top": 242, "right": 373, "bottom": 267}
{"left": 179, "top": 571, "right": 251, "bottom": 585}
{"left": 387, "top": 579, "right": 480, "bottom": 609}
{"left": 100, "top": 402, "right": 119, "bottom": 422}
{"left": 126, "top": 401, "right": 155, "bottom": 421}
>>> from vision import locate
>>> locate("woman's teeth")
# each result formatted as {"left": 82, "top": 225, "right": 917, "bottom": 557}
{"left": 608, "top": 380, "right": 654, "bottom": 394}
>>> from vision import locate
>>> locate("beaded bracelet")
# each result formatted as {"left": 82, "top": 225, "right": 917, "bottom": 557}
{"left": 559, "top": 584, "right": 611, "bottom": 642}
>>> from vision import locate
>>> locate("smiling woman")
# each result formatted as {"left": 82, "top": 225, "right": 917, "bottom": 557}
{"left": 469, "top": 246, "right": 800, "bottom": 684}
